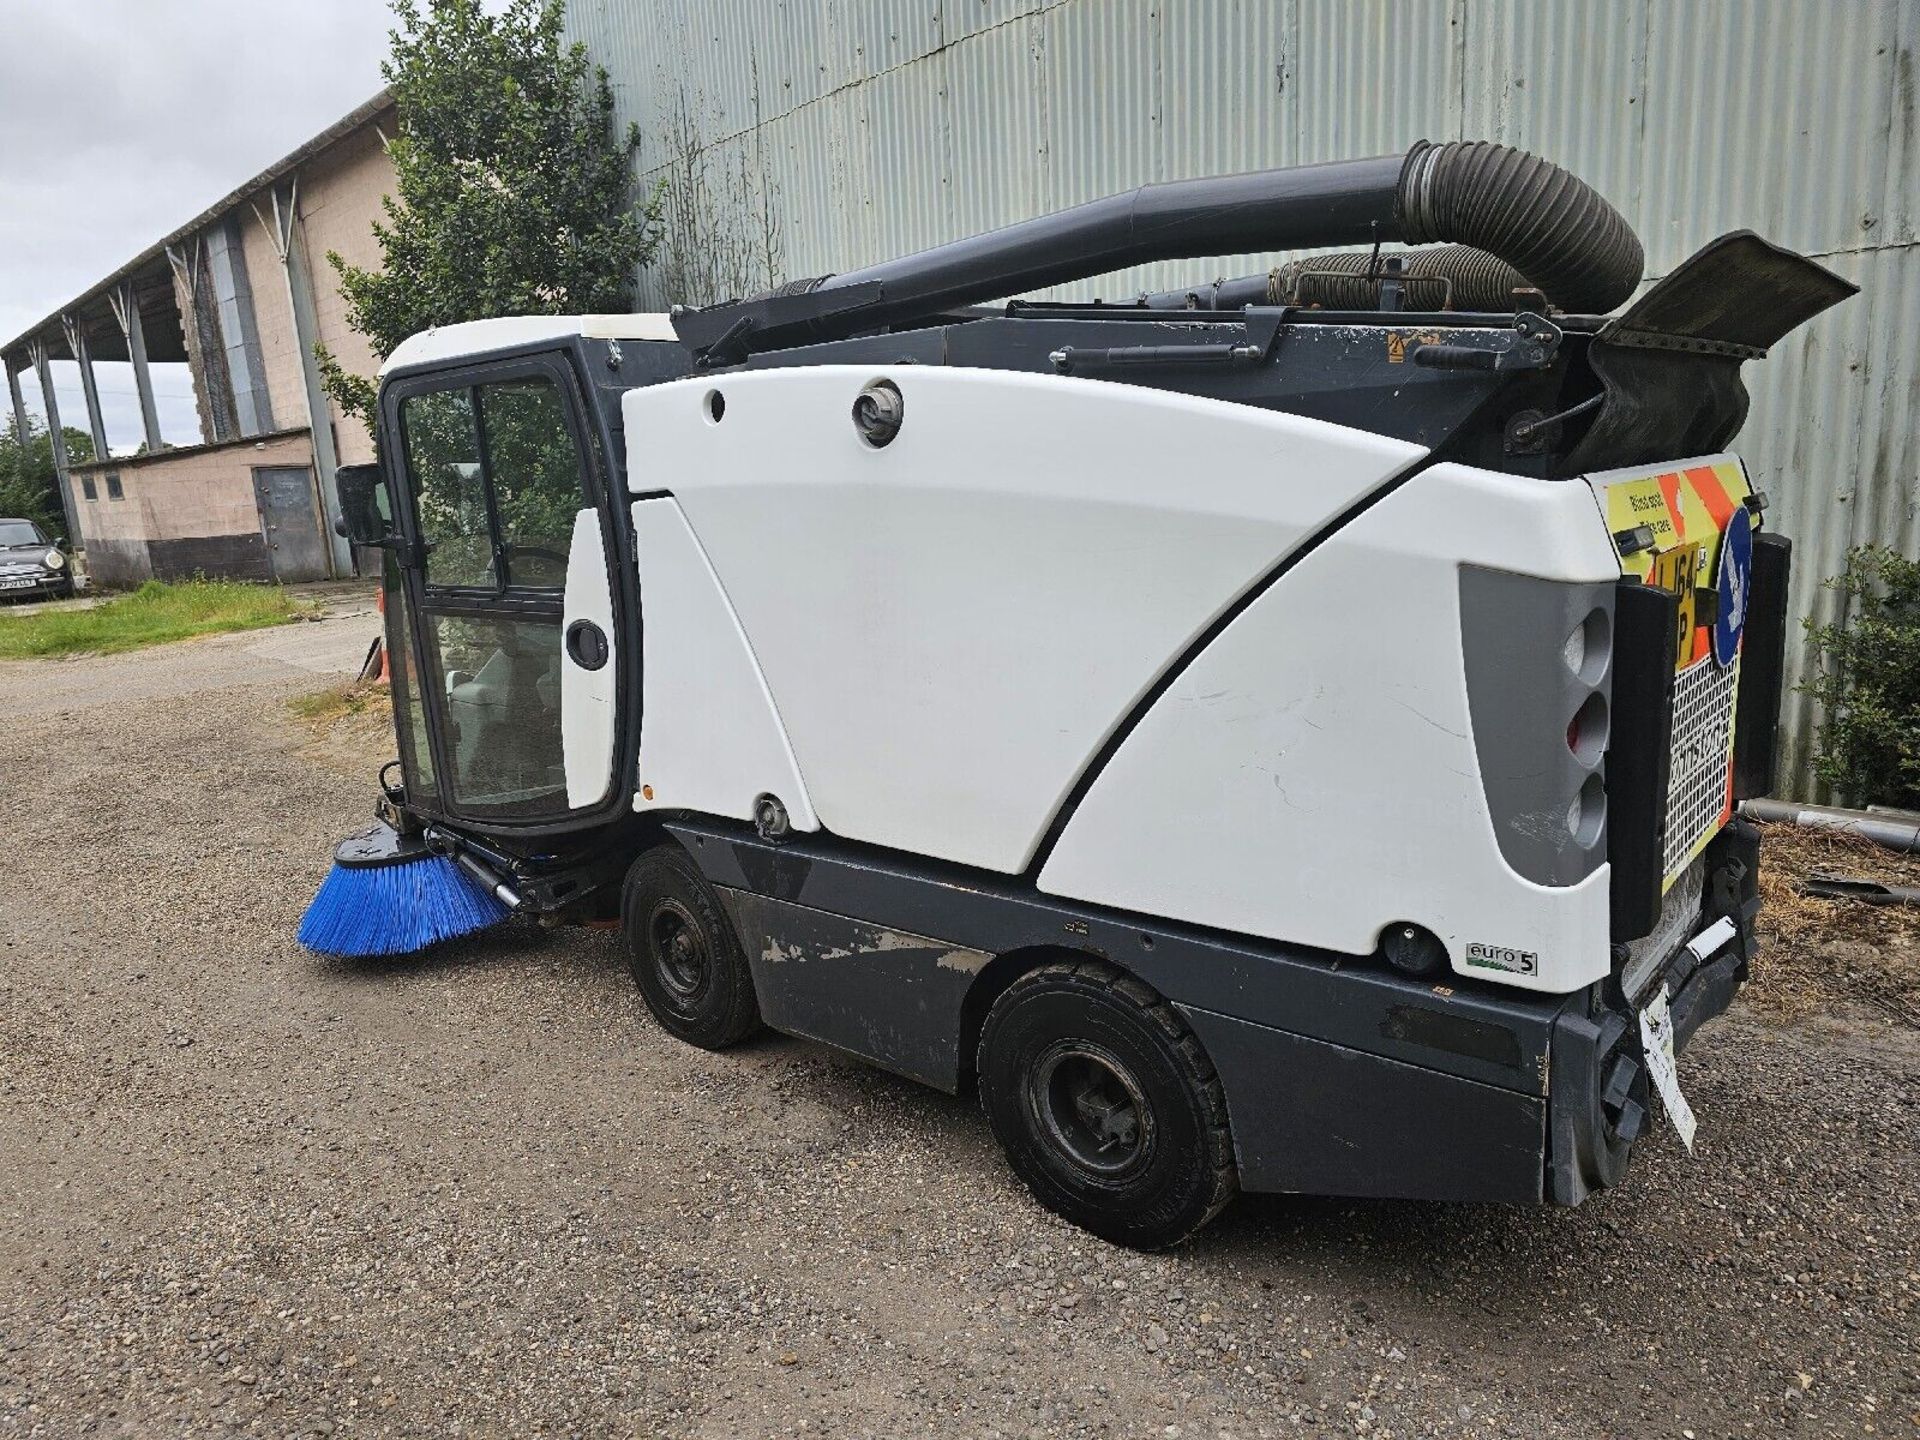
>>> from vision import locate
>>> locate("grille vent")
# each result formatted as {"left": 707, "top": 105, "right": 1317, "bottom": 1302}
{"left": 1663, "top": 655, "right": 1740, "bottom": 880}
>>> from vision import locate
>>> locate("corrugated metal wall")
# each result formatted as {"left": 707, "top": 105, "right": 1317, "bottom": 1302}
{"left": 565, "top": 0, "right": 1919, "bottom": 795}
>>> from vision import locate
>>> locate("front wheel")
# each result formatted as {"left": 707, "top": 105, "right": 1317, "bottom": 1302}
{"left": 976, "top": 960, "right": 1236, "bottom": 1249}
{"left": 620, "top": 844, "right": 762, "bottom": 1050}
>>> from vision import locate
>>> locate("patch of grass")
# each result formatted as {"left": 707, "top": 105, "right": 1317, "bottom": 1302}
{"left": 0, "top": 578, "right": 307, "bottom": 659}
{"left": 289, "top": 680, "right": 388, "bottom": 728}
{"left": 288, "top": 680, "right": 395, "bottom": 779}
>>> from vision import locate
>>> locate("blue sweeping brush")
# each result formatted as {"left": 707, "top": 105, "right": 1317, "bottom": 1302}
{"left": 298, "top": 820, "right": 516, "bottom": 957}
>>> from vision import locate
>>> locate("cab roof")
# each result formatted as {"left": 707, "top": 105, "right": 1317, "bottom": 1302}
{"left": 379, "top": 314, "right": 681, "bottom": 377}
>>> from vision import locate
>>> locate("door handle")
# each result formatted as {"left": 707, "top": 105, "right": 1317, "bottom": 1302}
{"left": 565, "top": 619, "right": 609, "bottom": 671}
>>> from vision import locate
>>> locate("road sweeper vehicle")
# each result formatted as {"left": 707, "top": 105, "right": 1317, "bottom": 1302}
{"left": 302, "top": 140, "right": 1855, "bottom": 1247}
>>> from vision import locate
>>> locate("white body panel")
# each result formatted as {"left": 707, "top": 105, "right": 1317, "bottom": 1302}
{"left": 629, "top": 498, "right": 819, "bottom": 831}
{"left": 625, "top": 365, "right": 1422, "bottom": 873}
{"left": 1039, "top": 463, "right": 1623, "bottom": 994}
{"left": 560, "top": 508, "right": 618, "bottom": 808}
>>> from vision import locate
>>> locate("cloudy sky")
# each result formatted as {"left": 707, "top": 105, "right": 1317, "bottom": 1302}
{"left": 1, "top": 0, "right": 394, "bottom": 450}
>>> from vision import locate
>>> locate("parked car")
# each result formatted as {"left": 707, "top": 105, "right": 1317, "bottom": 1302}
{"left": 0, "top": 518, "right": 75, "bottom": 601}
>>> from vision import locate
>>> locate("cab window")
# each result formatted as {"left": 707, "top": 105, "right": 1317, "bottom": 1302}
{"left": 400, "top": 375, "right": 584, "bottom": 593}
{"left": 401, "top": 388, "right": 491, "bottom": 588}
{"left": 483, "top": 379, "right": 579, "bottom": 589}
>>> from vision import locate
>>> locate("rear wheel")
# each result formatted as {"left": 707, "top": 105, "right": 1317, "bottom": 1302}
{"left": 976, "top": 960, "right": 1236, "bottom": 1249}
{"left": 620, "top": 844, "right": 761, "bottom": 1049}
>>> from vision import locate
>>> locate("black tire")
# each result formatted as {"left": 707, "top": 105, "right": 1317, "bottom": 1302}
{"left": 976, "top": 960, "right": 1236, "bottom": 1249}
{"left": 620, "top": 844, "right": 762, "bottom": 1050}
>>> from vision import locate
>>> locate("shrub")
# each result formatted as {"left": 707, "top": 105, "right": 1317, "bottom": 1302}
{"left": 0, "top": 413, "right": 93, "bottom": 545}
{"left": 318, "top": 0, "right": 658, "bottom": 425}
{"left": 1803, "top": 546, "right": 1920, "bottom": 809}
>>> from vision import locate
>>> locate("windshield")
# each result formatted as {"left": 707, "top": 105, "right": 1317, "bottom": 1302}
{"left": 0, "top": 521, "right": 47, "bottom": 547}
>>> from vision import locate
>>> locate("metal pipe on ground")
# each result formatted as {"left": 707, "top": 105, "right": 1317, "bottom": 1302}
{"left": 1740, "top": 799, "right": 1920, "bottom": 853}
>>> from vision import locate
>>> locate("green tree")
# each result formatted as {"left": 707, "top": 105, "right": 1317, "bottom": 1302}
{"left": 319, "top": 0, "right": 659, "bottom": 422}
{"left": 1803, "top": 546, "right": 1920, "bottom": 809}
{"left": 0, "top": 413, "right": 94, "bottom": 545}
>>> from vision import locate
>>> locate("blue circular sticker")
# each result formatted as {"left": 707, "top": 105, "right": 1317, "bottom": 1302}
{"left": 1712, "top": 505, "right": 1754, "bottom": 668}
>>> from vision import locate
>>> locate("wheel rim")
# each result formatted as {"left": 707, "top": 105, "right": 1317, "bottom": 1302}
{"left": 649, "top": 899, "right": 710, "bottom": 1004}
{"left": 1027, "top": 1040, "right": 1154, "bottom": 1181}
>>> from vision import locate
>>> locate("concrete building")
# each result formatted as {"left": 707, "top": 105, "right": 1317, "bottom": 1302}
{"left": 563, "top": 0, "right": 1917, "bottom": 795}
{"left": 1, "top": 92, "right": 396, "bottom": 588}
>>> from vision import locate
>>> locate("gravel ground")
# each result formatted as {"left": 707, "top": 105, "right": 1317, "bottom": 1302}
{"left": 1, "top": 607, "right": 1915, "bottom": 1439}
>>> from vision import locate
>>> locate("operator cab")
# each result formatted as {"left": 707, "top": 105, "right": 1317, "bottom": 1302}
{"left": 358, "top": 314, "right": 685, "bottom": 839}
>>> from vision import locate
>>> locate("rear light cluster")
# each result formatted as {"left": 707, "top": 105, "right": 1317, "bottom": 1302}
{"left": 1563, "top": 608, "right": 1613, "bottom": 843}
{"left": 1458, "top": 566, "right": 1620, "bottom": 891}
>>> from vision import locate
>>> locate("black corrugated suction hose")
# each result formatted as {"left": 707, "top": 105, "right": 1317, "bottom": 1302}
{"left": 1395, "top": 140, "right": 1644, "bottom": 314}
{"left": 685, "top": 138, "right": 1646, "bottom": 351}
{"left": 1268, "top": 245, "right": 1534, "bottom": 311}
{"left": 1135, "top": 144, "right": 1645, "bottom": 314}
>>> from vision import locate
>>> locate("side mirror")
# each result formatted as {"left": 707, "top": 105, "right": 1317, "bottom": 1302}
{"left": 334, "top": 463, "right": 391, "bottom": 546}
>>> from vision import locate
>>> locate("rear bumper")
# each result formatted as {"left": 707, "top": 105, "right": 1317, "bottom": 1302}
{"left": 1641, "top": 817, "right": 1760, "bottom": 1053}
{"left": 1548, "top": 818, "right": 1759, "bottom": 1205}
{"left": 1670, "top": 947, "right": 1744, "bottom": 1051}
{"left": 1175, "top": 820, "right": 1760, "bottom": 1209}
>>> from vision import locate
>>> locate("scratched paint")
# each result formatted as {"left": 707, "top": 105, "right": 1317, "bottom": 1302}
{"left": 760, "top": 923, "right": 989, "bottom": 975}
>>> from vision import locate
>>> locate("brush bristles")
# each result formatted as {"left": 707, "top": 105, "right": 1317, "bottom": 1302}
{"left": 298, "top": 854, "right": 512, "bottom": 957}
